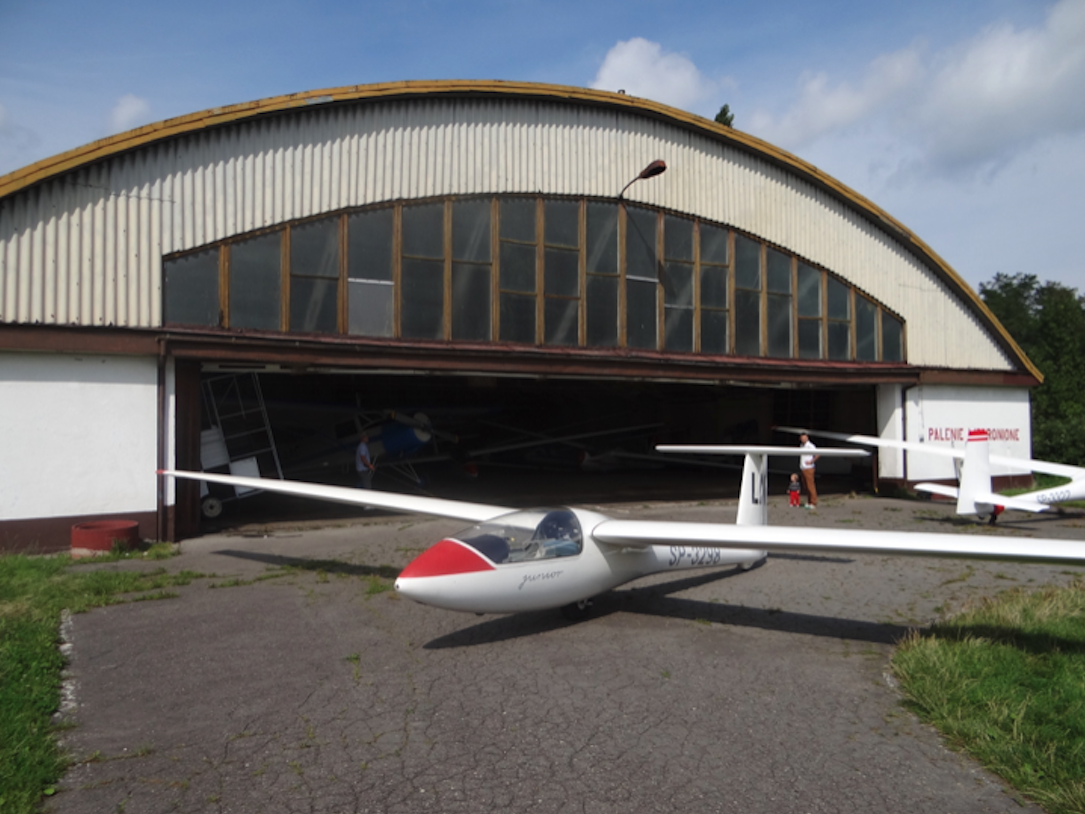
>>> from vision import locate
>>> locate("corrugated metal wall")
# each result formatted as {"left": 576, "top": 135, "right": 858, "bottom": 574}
{"left": 0, "top": 96, "right": 1012, "bottom": 370}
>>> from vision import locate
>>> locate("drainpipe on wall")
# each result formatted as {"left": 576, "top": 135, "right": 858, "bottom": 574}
{"left": 156, "top": 335, "right": 169, "bottom": 545}
{"left": 902, "top": 383, "right": 919, "bottom": 486}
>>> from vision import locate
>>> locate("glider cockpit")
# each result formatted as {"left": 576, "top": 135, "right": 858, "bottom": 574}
{"left": 456, "top": 509, "right": 583, "bottom": 564}
{"left": 392, "top": 507, "right": 593, "bottom": 612}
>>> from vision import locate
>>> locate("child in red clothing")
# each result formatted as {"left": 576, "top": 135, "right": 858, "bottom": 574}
{"left": 788, "top": 473, "right": 802, "bottom": 507}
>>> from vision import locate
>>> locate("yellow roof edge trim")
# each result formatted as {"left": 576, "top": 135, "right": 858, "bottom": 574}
{"left": 0, "top": 79, "right": 1041, "bottom": 382}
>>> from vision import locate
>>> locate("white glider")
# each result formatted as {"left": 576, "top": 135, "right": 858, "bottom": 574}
{"left": 160, "top": 448, "right": 1085, "bottom": 617}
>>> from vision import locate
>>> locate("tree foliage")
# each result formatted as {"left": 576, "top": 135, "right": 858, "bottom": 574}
{"left": 714, "top": 104, "right": 734, "bottom": 127}
{"left": 980, "top": 273, "right": 1085, "bottom": 466}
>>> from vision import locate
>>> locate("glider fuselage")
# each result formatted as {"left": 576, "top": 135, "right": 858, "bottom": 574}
{"left": 393, "top": 506, "right": 765, "bottom": 614}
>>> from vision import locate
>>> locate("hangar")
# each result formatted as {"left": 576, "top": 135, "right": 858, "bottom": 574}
{"left": 0, "top": 80, "right": 1040, "bottom": 552}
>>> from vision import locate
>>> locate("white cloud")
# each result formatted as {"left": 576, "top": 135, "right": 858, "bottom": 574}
{"left": 109, "top": 94, "right": 152, "bottom": 134}
{"left": 749, "top": 0, "right": 1085, "bottom": 181}
{"left": 917, "top": 0, "right": 1085, "bottom": 174}
{"left": 747, "top": 47, "right": 924, "bottom": 149}
{"left": 591, "top": 38, "right": 726, "bottom": 113}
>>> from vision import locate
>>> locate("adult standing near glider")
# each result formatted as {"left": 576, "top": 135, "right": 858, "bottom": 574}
{"left": 356, "top": 434, "right": 375, "bottom": 489}
{"left": 799, "top": 433, "right": 820, "bottom": 509}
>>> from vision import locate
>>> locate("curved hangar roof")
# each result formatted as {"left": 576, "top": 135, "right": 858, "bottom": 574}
{"left": 0, "top": 80, "right": 1038, "bottom": 383}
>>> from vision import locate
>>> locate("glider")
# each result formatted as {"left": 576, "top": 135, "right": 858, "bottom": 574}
{"left": 160, "top": 448, "right": 1085, "bottom": 618}
{"left": 775, "top": 425, "right": 1084, "bottom": 521}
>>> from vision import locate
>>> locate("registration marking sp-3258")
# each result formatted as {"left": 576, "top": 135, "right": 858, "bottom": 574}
{"left": 668, "top": 546, "right": 724, "bottom": 568}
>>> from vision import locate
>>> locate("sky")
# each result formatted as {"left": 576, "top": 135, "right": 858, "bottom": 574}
{"left": 2, "top": 0, "right": 1083, "bottom": 294}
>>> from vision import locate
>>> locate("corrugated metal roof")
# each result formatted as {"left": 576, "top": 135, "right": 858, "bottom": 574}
{"left": 0, "top": 80, "right": 1038, "bottom": 379}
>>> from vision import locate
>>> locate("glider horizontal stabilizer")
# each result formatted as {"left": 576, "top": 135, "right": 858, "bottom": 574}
{"left": 974, "top": 491, "right": 1052, "bottom": 513}
{"left": 914, "top": 482, "right": 1051, "bottom": 514}
{"left": 913, "top": 482, "right": 959, "bottom": 499}
{"left": 655, "top": 445, "right": 869, "bottom": 457}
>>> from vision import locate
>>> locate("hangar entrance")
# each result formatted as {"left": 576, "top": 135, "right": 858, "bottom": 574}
{"left": 171, "top": 365, "right": 879, "bottom": 535}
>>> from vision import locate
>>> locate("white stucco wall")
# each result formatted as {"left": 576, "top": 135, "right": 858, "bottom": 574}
{"left": 0, "top": 351, "right": 158, "bottom": 520}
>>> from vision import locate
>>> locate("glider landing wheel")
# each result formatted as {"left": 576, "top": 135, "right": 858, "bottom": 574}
{"left": 561, "top": 599, "right": 593, "bottom": 622}
{"left": 201, "top": 496, "right": 224, "bottom": 519}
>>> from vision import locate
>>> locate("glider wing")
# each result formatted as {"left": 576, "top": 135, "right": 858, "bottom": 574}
{"left": 592, "top": 519, "right": 1085, "bottom": 566}
{"left": 159, "top": 470, "right": 514, "bottom": 524}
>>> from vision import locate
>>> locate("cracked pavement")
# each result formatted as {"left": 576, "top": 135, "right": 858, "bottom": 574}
{"left": 47, "top": 489, "right": 1085, "bottom": 813}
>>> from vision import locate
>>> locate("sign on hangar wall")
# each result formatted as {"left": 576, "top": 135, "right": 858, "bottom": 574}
{"left": 904, "top": 385, "right": 1032, "bottom": 481}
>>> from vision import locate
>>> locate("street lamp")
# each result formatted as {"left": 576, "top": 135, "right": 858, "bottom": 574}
{"left": 618, "top": 159, "right": 667, "bottom": 199}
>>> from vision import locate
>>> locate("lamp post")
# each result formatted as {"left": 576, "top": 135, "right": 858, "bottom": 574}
{"left": 618, "top": 159, "right": 667, "bottom": 199}
{"left": 615, "top": 160, "right": 668, "bottom": 349}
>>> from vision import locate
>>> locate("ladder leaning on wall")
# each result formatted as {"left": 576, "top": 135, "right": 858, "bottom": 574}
{"left": 198, "top": 372, "right": 284, "bottom": 518}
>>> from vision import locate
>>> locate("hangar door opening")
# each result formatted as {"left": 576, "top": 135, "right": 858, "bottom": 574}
{"left": 170, "top": 366, "right": 878, "bottom": 532}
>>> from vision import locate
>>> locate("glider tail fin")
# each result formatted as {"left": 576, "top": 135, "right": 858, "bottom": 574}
{"left": 957, "top": 428, "right": 992, "bottom": 516}
{"left": 736, "top": 453, "right": 769, "bottom": 527}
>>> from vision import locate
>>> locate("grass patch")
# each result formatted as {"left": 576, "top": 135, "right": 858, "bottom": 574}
{"left": 0, "top": 553, "right": 206, "bottom": 813}
{"left": 892, "top": 579, "right": 1085, "bottom": 814}
{"left": 363, "top": 574, "right": 394, "bottom": 597}
{"left": 208, "top": 568, "right": 295, "bottom": 589}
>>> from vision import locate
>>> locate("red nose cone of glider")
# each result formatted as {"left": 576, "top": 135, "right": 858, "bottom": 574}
{"left": 398, "top": 539, "right": 496, "bottom": 579}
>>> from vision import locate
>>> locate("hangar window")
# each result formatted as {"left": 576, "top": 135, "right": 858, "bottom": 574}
{"left": 826, "top": 276, "right": 851, "bottom": 360}
{"left": 229, "top": 232, "right": 282, "bottom": 331}
{"left": 882, "top": 312, "right": 904, "bottom": 362}
{"left": 290, "top": 217, "right": 339, "bottom": 334}
{"left": 796, "top": 262, "right": 822, "bottom": 359}
{"left": 451, "top": 200, "right": 493, "bottom": 342}
{"left": 162, "top": 194, "right": 906, "bottom": 365}
{"left": 855, "top": 295, "right": 878, "bottom": 361}
{"left": 625, "top": 206, "right": 659, "bottom": 350}
{"left": 699, "top": 224, "right": 729, "bottom": 354}
{"left": 734, "top": 234, "right": 761, "bottom": 357}
{"left": 499, "top": 198, "right": 538, "bottom": 343}
{"left": 401, "top": 203, "right": 445, "bottom": 340}
{"left": 347, "top": 208, "right": 394, "bottom": 337}
{"left": 766, "top": 248, "right": 793, "bottom": 358}
{"left": 544, "top": 200, "right": 581, "bottom": 346}
{"left": 164, "top": 248, "right": 219, "bottom": 326}
{"left": 586, "top": 202, "right": 619, "bottom": 348}
{"left": 663, "top": 215, "right": 694, "bottom": 352}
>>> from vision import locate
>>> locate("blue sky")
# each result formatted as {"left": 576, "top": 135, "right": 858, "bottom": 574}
{"left": 2, "top": 0, "right": 1083, "bottom": 292}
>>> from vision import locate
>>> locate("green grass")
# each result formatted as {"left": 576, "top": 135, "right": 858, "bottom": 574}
{"left": 892, "top": 579, "right": 1085, "bottom": 814}
{"left": 0, "top": 552, "right": 204, "bottom": 814}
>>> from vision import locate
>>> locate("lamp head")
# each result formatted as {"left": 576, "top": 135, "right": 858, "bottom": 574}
{"left": 638, "top": 159, "right": 667, "bottom": 179}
